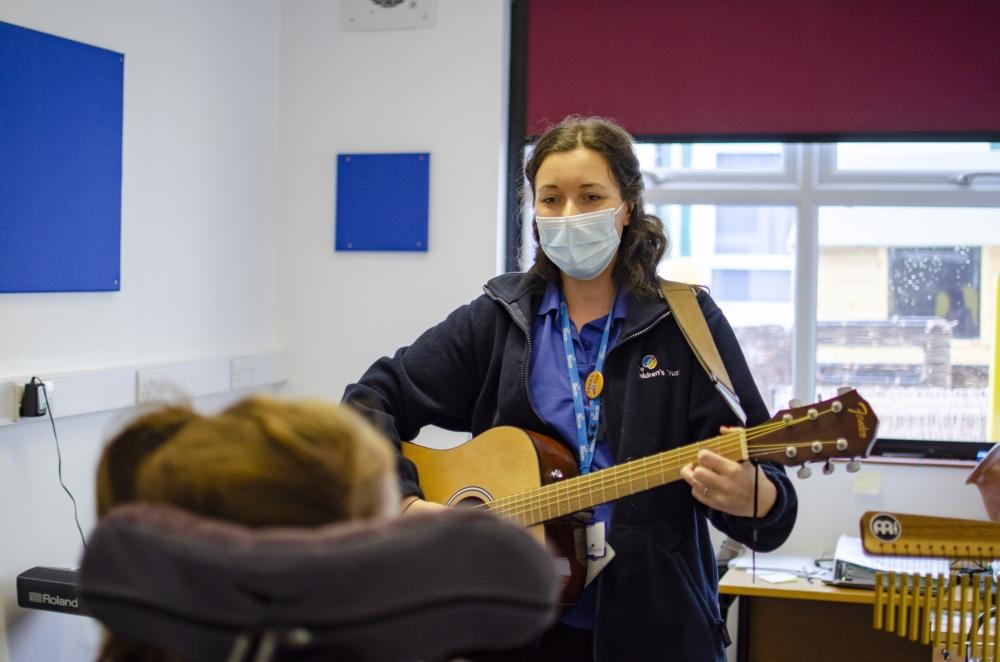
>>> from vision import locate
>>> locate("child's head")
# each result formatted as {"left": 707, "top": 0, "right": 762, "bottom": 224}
{"left": 93, "top": 396, "right": 399, "bottom": 661}
{"left": 96, "top": 395, "right": 399, "bottom": 526}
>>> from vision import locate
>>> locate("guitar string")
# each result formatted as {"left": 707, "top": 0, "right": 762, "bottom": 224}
{"left": 489, "top": 437, "right": 839, "bottom": 523}
{"left": 487, "top": 441, "right": 826, "bottom": 524}
{"left": 482, "top": 407, "right": 860, "bottom": 522}
{"left": 488, "top": 438, "right": 836, "bottom": 524}
{"left": 480, "top": 412, "right": 813, "bottom": 517}
{"left": 482, "top": 413, "right": 819, "bottom": 520}
{"left": 481, "top": 406, "right": 856, "bottom": 521}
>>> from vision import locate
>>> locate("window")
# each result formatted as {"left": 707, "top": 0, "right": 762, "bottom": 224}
{"left": 635, "top": 143, "right": 786, "bottom": 174}
{"left": 516, "top": 141, "right": 1000, "bottom": 453}
{"left": 816, "top": 204, "right": 999, "bottom": 443}
{"left": 834, "top": 142, "right": 1000, "bottom": 173}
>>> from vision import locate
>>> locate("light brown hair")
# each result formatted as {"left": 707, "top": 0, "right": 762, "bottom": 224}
{"left": 96, "top": 405, "right": 197, "bottom": 518}
{"left": 131, "top": 396, "right": 397, "bottom": 526}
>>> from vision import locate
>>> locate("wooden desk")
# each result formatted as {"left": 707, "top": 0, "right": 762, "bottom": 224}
{"left": 720, "top": 569, "right": 939, "bottom": 662}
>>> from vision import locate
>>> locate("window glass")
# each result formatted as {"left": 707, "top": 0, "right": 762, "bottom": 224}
{"left": 656, "top": 204, "right": 795, "bottom": 413}
{"left": 817, "top": 206, "right": 1000, "bottom": 442}
{"left": 711, "top": 269, "right": 791, "bottom": 302}
{"left": 835, "top": 142, "right": 1000, "bottom": 172}
{"left": 636, "top": 143, "right": 784, "bottom": 173}
{"left": 716, "top": 206, "right": 794, "bottom": 254}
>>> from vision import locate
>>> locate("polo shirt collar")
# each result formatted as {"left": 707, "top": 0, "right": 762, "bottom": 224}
{"left": 537, "top": 282, "right": 629, "bottom": 323}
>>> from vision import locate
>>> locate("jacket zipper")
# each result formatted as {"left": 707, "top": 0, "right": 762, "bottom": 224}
{"left": 596, "top": 310, "right": 673, "bottom": 440}
{"left": 589, "top": 308, "right": 674, "bottom": 662}
{"left": 482, "top": 288, "right": 546, "bottom": 425}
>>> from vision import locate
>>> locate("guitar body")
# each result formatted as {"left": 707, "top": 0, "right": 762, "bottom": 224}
{"left": 402, "top": 427, "right": 587, "bottom": 608}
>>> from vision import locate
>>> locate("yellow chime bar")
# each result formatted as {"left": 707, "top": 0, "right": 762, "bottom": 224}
{"left": 920, "top": 573, "right": 933, "bottom": 646}
{"left": 932, "top": 572, "right": 945, "bottom": 652}
{"left": 873, "top": 571, "right": 886, "bottom": 630}
{"left": 985, "top": 574, "right": 994, "bottom": 660}
{"left": 945, "top": 571, "right": 957, "bottom": 654}
{"left": 872, "top": 571, "right": 997, "bottom": 661}
{"left": 913, "top": 576, "right": 923, "bottom": 638}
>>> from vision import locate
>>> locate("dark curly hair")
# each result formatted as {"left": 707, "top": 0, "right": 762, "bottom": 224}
{"left": 524, "top": 116, "right": 668, "bottom": 298}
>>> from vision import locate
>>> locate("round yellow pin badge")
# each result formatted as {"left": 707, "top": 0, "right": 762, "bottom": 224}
{"left": 584, "top": 371, "right": 604, "bottom": 399}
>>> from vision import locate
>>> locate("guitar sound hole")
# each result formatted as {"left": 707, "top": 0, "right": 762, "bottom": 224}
{"left": 453, "top": 496, "right": 487, "bottom": 508}
{"left": 447, "top": 486, "right": 492, "bottom": 508}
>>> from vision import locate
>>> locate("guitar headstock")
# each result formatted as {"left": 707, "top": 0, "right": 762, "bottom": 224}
{"left": 747, "top": 388, "right": 879, "bottom": 478}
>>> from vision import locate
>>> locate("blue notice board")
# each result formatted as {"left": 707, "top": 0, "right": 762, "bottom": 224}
{"left": 0, "top": 22, "right": 124, "bottom": 293}
{"left": 335, "top": 153, "right": 429, "bottom": 252}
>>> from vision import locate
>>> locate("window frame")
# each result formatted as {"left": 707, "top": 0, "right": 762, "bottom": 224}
{"left": 507, "top": 138, "right": 1000, "bottom": 460}
{"left": 817, "top": 143, "right": 1000, "bottom": 190}
{"left": 637, "top": 143, "right": 799, "bottom": 190}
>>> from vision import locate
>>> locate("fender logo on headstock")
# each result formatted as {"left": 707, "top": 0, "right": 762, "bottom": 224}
{"left": 848, "top": 401, "right": 870, "bottom": 438}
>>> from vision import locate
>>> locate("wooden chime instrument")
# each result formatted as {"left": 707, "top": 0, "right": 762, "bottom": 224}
{"left": 862, "top": 445, "right": 1000, "bottom": 661}
{"left": 862, "top": 512, "right": 998, "bottom": 660}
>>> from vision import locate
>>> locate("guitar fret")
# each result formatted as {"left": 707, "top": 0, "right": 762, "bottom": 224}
{"left": 660, "top": 448, "right": 667, "bottom": 488}
{"left": 555, "top": 471, "right": 564, "bottom": 520}
{"left": 575, "top": 472, "right": 583, "bottom": 514}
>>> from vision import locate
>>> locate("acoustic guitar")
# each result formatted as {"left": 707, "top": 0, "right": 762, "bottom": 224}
{"left": 403, "top": 388, "right": 879, "bottom": 607}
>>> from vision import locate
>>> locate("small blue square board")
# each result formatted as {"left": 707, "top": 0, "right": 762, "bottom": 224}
{"left": 335, "top": 152, "right": 429, "bottom": 252}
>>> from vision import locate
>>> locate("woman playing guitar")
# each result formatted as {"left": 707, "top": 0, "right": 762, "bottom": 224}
{"left": 343, "top": 116, "right": 798, "bottom": 662}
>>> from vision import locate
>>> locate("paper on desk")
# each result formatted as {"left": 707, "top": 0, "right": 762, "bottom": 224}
{"left": 834, "top": 534, "right": 950, "bottom": 575}
{"left": 728, "top": 552, "right": 818, "bottom": 574}
{"left": 751, "top": 571, "right": 800, "bottom": 584}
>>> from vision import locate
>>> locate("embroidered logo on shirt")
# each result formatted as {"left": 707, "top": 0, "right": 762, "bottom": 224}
{"left": 639, "top": 354, "right": 678, "bottom": 380}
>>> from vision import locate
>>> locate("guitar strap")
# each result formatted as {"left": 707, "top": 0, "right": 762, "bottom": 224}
{"left": 659, "top": 280, "right": 747, "bottom": 425}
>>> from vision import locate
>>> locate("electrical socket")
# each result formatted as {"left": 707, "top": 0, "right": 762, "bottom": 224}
{"left": 14, "top": 380, "right": 55, "bottom": 419}
{"left": 230, "top": 357, "right": 256, "bottom": 389}
{"left": 137, "top": 376, "right": 177, "bottom": 402}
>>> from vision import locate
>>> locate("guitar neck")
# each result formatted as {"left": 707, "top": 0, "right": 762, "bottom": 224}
{"left": 484, "top": 432, "right": 748, "bottom": 527}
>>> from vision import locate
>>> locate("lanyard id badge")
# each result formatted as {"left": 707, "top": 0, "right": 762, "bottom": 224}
{"left": 573, "top": 521, "right": 616, "bottom": 586}
{"left": 557, "top": 292, "right": 613, "bottom": 475}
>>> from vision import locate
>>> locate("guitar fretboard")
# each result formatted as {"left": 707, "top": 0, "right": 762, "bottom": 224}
{"left": 483, "top": 433, "right": 748, "bottom": 526}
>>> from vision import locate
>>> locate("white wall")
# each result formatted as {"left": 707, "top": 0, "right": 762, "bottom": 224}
{"left": 275, "top": 0, "right": 510, "bottom": 407}
{"left": 779, "top": 462, "right": 988, "bottom": 557}
{"left": 0, "top": 1, "right": 281, "bottom": 659}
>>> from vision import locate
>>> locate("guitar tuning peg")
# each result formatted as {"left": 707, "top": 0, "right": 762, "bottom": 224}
{"left": 788, "top": 398, "right": 802, "bottom": 408}
{"left": 837, "top": 386, "right": 852, "bottom": 395}
{"left": 797, "top": 465, "right": 812, "bottom": 479}
{"left": 823, "top": 460, "right": 835, "bottom": 475}
{"left": 846, "top": 460, "right": 861, "bottom": 473}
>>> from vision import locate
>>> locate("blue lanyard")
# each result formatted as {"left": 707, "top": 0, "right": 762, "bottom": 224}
{"left": 558, "top": 291, "right": 614, "bottom": 475}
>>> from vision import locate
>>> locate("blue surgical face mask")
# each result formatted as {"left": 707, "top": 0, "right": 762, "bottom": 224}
{"left": 536, "top": 203, "right": 626, "bottom": 281}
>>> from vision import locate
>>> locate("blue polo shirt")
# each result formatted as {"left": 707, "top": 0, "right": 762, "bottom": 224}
{"left": 529, "top": 282, "right": 628, "bottom": 629}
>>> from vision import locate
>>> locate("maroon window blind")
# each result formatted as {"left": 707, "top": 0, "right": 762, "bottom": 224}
{"left": 525, "top": 0, "right": 1000, "bottom": 138}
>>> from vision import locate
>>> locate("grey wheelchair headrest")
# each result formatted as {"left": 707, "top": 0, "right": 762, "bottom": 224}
{"left": 80, "top": 504, "right": 559, "bottom": 661}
